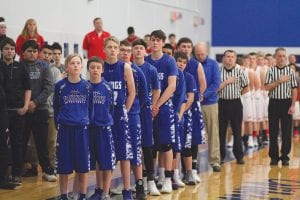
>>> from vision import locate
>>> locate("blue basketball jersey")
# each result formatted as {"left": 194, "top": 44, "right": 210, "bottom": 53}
{"left": 89, "top": 79, "right": 114, "bottom": 126}
{"left": 128, "top": 63, "right": 148, "bottom": 114}
{"left": 138, "top": 61, "right": 160, "bottom": 106}
{"left": 53, "top": 78, "right": 93, "bottom": 126}
{"left": 185, "top": 58, "right": 200, "bottom": 98}
{"left": 103, "top": 60, "right": 127, "bottom": 107}
{"left": 145, "top": 53, "right": 178, "bottom": 94}
{"left": 184, "top": 71, "right": 197, "bottom": 95}
{"left": 172, "top": 69, "right": 186, "bottom": 113}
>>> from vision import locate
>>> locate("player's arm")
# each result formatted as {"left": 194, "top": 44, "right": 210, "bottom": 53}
{"left": 197, "top": 63, "right": 207, "bottom": 97}
{"left": 151, "top": 67, "right": 161, "bottom": 107}
{"left": 185, "top": 92, "right": 194, "bottom": 111}
{"left": 178, "top": 102, "right": 186, "bottom": 121}
{"left": 156, "top": 75, "right": 176, "bottom": 108}
{"left": 124, "top": 63, "right": 136, "bottom": 112}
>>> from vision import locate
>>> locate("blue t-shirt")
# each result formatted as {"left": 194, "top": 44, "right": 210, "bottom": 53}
{"left": 172, "top": 69, "right": 186, "bottom": 113}
{"left": 145, "top": 53, "right": 178, "bottom": 94}
{"left": 138, "top": 61, "right": 160, "bottom": 105}
{"left": 103, "top": 60, "right": 127, "bottom": 107}
{"left": 53, "top": 78, "right": 93, "bottom": 127}
{"left": 185, "top": 58, "right": 200, "bottom": 98}
{"left": 128, "top": 63, "right": 148, "bottom": 114}
{"left": 90, "top": 79, "right": 114, "bottom": 126}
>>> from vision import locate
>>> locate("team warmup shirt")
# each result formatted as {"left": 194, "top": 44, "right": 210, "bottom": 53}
{"left": 172, "top": 69, "right": 186, "bottom": 113}
{"left": 145, "top": 53, "right": 178, "bottom": 94}
{"left": 129, "top": 63, "right": 148, "bottom": 114}
{"left": 138, "top": 61, "right": 160, "bottom": 105}
{"left": 103, "top": 60, "right": 127, "bottom": 107}
{"left": 82, "top": 30, "right": 111, "bottom": 59}
{"left": 89, "top": 79, "right": 114, "bottom": 126}
{"left": 53, "top": 78, "right": 93, "bottom": 126}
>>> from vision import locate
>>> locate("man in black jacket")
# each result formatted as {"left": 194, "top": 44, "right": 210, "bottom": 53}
{"left": 0, "top": 37, "right": 31, "bottom": 185}
{"left": 0, "top": 51, "right": 15, "bottom": 190}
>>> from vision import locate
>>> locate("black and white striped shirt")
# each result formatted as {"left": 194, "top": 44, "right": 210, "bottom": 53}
{"left": 219, "top": 65, "right": 249, "bottom": 100}
{"left": 264, "top": 65, "right": 297, "bottom": 99}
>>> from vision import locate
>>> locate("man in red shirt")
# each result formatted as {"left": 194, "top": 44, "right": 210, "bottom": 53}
{"left": 124, "top": 26, "right": 139, "bottom": 45}
{"left": 82, "top": 18, "right": 110, "bottom": 59}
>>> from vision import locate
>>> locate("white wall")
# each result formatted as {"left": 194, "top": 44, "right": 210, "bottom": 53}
{"left": 1, "top": 0, "right": 211, "bottom": 56}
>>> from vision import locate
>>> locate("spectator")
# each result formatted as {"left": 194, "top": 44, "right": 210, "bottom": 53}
{"left": 21, "top": 40, "right": 56, "bottom": 182}
{"left": 82, "top": 17, "right": 110, "bottom": 60}
{"left": 124, "top": 26, "right": 139, "bottom": 45}
{"left": 194, "top": 42, "right": 221, "bottom": 172}
{"left": 16, "top": 18, "right": 45, "bottom": 60}
{"left": 1, "top": 37, "right": 31, "bottom": 186}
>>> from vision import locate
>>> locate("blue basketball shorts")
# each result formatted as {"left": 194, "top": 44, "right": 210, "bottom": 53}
{"left": 89, "top": 126, "right": 116, "bottom": 171}
{"left": 181, "top": 109, "right": 193, "bottom": 149}
{"left": 56, "top": 124, "right": 90, "bottom": 174}
{"left": 153, "top": 99, "right": 176, "bottom": 146}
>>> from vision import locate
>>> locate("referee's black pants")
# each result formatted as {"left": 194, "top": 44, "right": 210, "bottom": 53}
{"left": 219, "top": 99, "right": 244, "bottom": 161}
{"left": 0, "top": 109, "right": 9, "bottom": 180}
{"left": 268, "top": 99, "right": 292, "bottom": 162}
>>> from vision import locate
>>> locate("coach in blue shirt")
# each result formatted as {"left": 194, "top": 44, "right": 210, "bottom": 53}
{"left": 194, "top": 43, "right": 221, "bottom": 172}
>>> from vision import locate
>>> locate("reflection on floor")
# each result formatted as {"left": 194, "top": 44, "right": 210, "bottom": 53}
{"left": 1, "top": 137, "right": 300, "bottom": 200}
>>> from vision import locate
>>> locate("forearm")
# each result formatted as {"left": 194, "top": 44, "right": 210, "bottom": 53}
{"left": 179, "top": 103, "right": 186, "bottom": 117}
{"left": 265, "top": 80, "right": 281, "bottom": 91}
{"left": 152, "top": 89, "right": 160, "bottom": 106}
{"left": 24, "top": 90, "right": 31, "bottom": 108}
{"left": 156, "top": 86, "right": 175, "bottom": 108}
{"left": 185, "top": 93, "right": 194, "bottom": 111}
{"left": 125, "top": 93, "right": 135, "bottom": 112}
{"left": 218, "top": 81, "right": 228, "bottom": 92}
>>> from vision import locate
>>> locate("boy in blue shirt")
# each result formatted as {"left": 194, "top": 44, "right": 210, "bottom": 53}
{"left": 177, "top": 37, "right": 207, "bottom": 180}
{"left": 102, "top": 36, "right": 136, "bottom": 200}
{"left": 53, "top": 54, "right": 93, "bottom": 200}
{"left": 87, "top": 57, "right": 116, "bottom": 200}
{"left": 175, "top": 51, "right": 197, "bottom": 185}
{"left": 118, "top": 40, "right": 148, "bottom": 200}
{"left": 132, "top": 39, "right": 161, "bottom": 196}
{"left": 145, "top": 30, "right": 178, "bottom": 194}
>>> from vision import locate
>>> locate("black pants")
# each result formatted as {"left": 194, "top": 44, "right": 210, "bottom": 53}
{"left": 268, "top": 99, "right": 292, "bottom": 161}
{"left": 0, "top": 110, "right": 9, "bottom": 178}
{"left": 23, "top": 110, "right": 51, "bottom": 173}
{"left": 219, "top": 99, "right": 243, "bottom": 161}
{"left": 8, "top": 110, "right": 25, "bottom": 176}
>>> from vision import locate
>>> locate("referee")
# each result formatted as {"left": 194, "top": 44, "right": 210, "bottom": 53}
{"left": 218, "top": 50, "right": 249, "bottom": 164}
{"left": 265, "top": 47, "right": 297, "bottom": 166}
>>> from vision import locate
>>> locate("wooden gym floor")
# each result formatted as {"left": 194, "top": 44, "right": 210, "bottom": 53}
{"left": 1, "top": 137, "right": 300, "bottom": 200}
